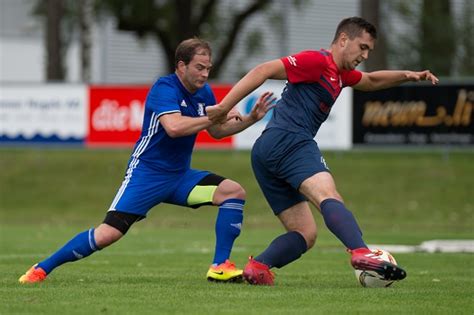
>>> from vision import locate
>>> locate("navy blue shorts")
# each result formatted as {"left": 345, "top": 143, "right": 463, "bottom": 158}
{"left": 251, "top": 128, "right": 330, "bottom": 215}
{"left": 108, "top": 161, "right": 210, "bottom": 217}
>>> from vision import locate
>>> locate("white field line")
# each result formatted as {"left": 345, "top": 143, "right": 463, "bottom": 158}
{"left": 369, "top": 240, "right": 474, "bottom": 253}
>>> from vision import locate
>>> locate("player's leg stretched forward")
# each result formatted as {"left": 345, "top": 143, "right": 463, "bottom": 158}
{"left": 18, "top": 211, "right": 141, "bottom": 284}
{"left": 185, "top": 174, "right": 246, "bottom": 283}
{"left": 299, "top": 172, "right": 407, "bottom": 282}
{"left": 243, "top": 171, "right": 406, "bottom": 285}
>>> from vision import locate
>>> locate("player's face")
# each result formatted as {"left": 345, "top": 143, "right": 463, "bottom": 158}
{"left": 341, "top": 30, "right": 375, "bottom": 70}
{"left": 179, "top": 52, "right": 212, "bottom": 93}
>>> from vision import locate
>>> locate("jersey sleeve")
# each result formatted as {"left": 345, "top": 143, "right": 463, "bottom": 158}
{"left": 280, "top": 50, "right": 327, "bottom": 83}
{"left": 341, "top": 70, "right": 362, "bottom": 87}
{"left": 146, "top": 80, "right": 181, "bottom": 117}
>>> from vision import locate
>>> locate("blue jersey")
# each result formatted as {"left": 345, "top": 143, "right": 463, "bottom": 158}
{"left": 265, "top": 50, "right": 362, "bottom": 138}
{"left": 128, "top": 73, "right": 216, "bottom": 173}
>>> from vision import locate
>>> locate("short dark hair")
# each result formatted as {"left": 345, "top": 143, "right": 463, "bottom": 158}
{"left": 332, "top": 17, "right": 377, "bottom": 43}
{"left": 175, "top": 38, "right": 212, "bottom": 68}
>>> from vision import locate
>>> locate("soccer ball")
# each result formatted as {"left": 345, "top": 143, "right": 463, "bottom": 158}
{"left": 354, "top": 249, "right": 398, "bottom": 288}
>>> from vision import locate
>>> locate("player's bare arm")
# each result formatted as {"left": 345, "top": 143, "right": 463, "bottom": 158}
{"left": 354, "top": 70, "right": 439, "bottom": 91}
{"left": 159, "top": 112, "right": 213, "bottom": 138}
{"left": 207, "top": 92, "right": 276, "bottom": 139}
{"left": 206, "top": 60, "right": 286, "bottom": 123}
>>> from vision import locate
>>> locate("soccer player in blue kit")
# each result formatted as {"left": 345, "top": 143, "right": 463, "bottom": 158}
{"left": 207, "top": 17, "right": 439, "bottom": 285}
{"left": 19, "top": 38, "right": 275, "bottom": 284}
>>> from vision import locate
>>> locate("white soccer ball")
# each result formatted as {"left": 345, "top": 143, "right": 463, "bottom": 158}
{"left": 354, "top": 249, "right": 398, "bottom": 288}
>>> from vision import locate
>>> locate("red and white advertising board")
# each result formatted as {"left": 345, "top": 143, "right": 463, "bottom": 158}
{"left": 1, "top": 83, "right": 353, "bottom": 150}
{"left": 87, "top": 85, "right": 148, "bottom": 147}
{"left": 87, "top": 84, "right": 234, "bottom": 148}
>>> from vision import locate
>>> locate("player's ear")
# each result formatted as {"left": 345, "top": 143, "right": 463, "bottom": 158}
{"left": 176, "top": 61, "right": 186, "bottom": 73}
{"left": 341, "top": 33, "right": 347, "bottom": 47}
{"left": 339, "top": 32, "right": 348, "bottom": 48}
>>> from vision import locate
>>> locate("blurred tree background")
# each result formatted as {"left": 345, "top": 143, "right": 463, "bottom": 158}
{"left": 37, "top": 0, "right": 306, "bottom": 81}
{"left": 37, "top": 0, "right": 473, "bottom": 82}
{"left": 382, "top": 0, "right": 473, "bottom": 76}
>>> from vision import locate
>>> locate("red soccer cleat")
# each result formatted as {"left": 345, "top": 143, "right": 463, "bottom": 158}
{"left": 19, "top": 264, "right": 47, "bottom": 284}
{"left": 350, "top": 248, "right": 407, "bottom": 281}
{"left": 243, "top": 256, "right": 274, "bottom": 286}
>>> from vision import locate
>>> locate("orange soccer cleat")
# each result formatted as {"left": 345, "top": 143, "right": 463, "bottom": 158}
{"left": 18, "top": 264, "right": 47, "bottom": 284}
{"left": 206, "top": 260, "right": 243, "bottom": 283}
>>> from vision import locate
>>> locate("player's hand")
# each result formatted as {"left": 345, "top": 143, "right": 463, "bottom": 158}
{"left": 206, "top": 104, "right": 229, "bottom": 124}
{"left": 406, "top": 70, "right": 439, "bottom": 85}
{"left": 249, "top": 91, "right": 277, "bottom": 122}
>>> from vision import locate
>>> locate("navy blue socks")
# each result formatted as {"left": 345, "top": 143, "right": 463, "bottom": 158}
{"left": 255, "top": 231, "right": 307, "bottom": 268}
{"left": 37, "top": 228, "right": 100, "bottom": 274}
{"left": 320, "top": 198, "right": 367, "bottom": 250}
{"left": 212, "top": 199, "right": 244, "bottom": 265}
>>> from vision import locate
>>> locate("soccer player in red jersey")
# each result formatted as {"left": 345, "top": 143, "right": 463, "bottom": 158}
{"left": 207, "top": 17, "right": 439, "bottom": 285}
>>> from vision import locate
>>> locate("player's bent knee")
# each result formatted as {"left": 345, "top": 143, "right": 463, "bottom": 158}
{"left": 230, "top": 183, "right": 246, "bottom": 200}
{"left": 94, "top": 224, "right": 123, "bottom": 248}
{"left": 306, "top": 232, "right": 317, "bottom": 249}
{"left": 102, "top": 211, "right": 143, "bottom": 235}
{"left": 217, "top": 180, "right": 246, "bottom": 200}
{"left": 299, "top": 227, "right": 317, "bottom": 250}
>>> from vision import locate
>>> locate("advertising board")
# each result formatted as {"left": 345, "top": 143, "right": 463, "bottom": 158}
{"left": 0, "top": 84, "right": 87, "bottom": 144}
{"left": 353, "top": 85, "right": 473, "bottom": 146}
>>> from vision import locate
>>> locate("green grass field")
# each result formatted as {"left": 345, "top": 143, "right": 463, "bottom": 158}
{"left": 1, "top": 148, "right": 473, "bottom": 314}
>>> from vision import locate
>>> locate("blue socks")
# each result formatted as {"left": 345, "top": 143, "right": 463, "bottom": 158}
{"left": 254, "top": 198, "right": 365, "bottom": 268}
{"left": 212, "top": 199, "right": 244, "bottom": 265}
{"left": 37, "top": 228, "right": 100, "bottom": 274}
{"left": 320, "top": 198, "right": 367, "bottom": 250}
{"left": 255, "top": 231, "right": 307, "bottom": 268}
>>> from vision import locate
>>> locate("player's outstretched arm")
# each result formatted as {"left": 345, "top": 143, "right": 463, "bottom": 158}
{"left": 206, "top": 59, "right": 286, "bottom": 123}
{"left": 159, "top": 113, "right": 213, "bottom": 138}
{"left": 354, "top": 70, "right": 439, "bottom": 91}
{"left": 207, "top": 91, "right": 276, "bottom": 139}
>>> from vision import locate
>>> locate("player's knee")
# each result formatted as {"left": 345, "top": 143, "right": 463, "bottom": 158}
{"left": 299, "top": 226, "right": 317, "bottom": 250}
{"left": 231, "top": 183, "right": 246, "bottom": 200}
{"left": 331, "top": 191, "right": 344, "bottom": 204}
{"left": 101, "top": 211, "right": 143, "bottom": 244}
{"left": 216, "top": 180, "right": 246, "bottom": 201}
{"left": 94, "top": 224, "right": 124, "bottom": 248}
{"left": 306, "top": 231, "right": 317, "bottom": 249}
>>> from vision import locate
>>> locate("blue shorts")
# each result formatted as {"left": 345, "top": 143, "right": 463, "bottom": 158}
{"left": 108, "top": 161, "right": 210, "bottom": 217}
{"left": 251, "top": 128, "right": 330, "bottom": 215}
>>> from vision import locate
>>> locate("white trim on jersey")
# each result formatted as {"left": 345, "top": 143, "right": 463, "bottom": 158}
{"left": 156, "top": 109, "right": 180, "bottom": 119}
{"left": 108, "top": 112, "right": 161, "bottom": 211}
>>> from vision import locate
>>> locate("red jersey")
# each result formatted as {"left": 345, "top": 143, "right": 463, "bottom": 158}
{"left": 265, "top": 49, "right": 361, "bottom": 137}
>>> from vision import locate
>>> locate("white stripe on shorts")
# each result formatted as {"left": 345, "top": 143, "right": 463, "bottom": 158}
{"left": 109, "top": 113, "right": 160, "bottom": 210}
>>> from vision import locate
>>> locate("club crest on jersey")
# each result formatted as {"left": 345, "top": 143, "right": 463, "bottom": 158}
{"left": 197, "top": 103, "right": 205, "bottom": 116}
